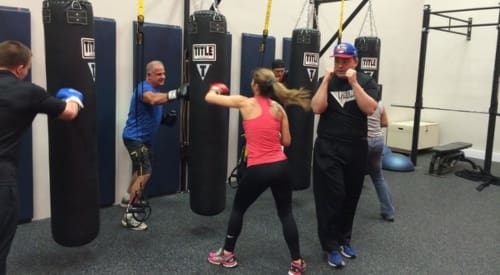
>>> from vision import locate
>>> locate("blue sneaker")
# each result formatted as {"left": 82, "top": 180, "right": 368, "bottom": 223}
{"left": 340, "top": 244, "right": 357, "bottom": 259}
{"left": 328, "top": 250, "right": 345, "bottom": 268}
{"left": 381, "top": 213, "right": 395, "bottom": 222}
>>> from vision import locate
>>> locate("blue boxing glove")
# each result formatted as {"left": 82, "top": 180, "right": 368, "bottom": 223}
{"left": 56, "top": 88, "right": 84, "bottom": 109}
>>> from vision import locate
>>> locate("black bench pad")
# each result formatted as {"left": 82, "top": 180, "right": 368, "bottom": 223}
{"left": 429, "top": 142, "right": 474, "bottom": 175}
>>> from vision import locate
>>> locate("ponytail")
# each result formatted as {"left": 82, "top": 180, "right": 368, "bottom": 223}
{"left": 252, "top": 68, "right": 311, "bottom": 111}
{"left": 272, "top": 81, "right": 311, "bottom": 111}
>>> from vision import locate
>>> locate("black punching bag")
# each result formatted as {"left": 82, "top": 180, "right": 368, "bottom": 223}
{"left": 43, "top": 0, "right": 99, "bottom": 246}
{"left": 355, "top": 36, "right": 381, "bottom": 83}
{"left": 286, "top": 28, "right": 320, "bottom": 190}
{"left": 188, "top": 10, "right": 228, "bottom": 215}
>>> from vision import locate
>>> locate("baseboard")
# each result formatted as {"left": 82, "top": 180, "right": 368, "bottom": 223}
{"left": 463, "top": 148, "right": 500, "bottom": 162}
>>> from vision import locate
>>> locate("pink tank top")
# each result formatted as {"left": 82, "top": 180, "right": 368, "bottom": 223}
{"left": 242, "top": 96, "right": 286, "bottom": 167}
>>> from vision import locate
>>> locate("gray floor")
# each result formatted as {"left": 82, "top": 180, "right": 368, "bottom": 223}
{"left": 7, "top": 152, "right": 500, "bottom": 275}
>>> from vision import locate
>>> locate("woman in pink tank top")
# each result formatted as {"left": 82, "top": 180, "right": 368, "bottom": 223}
{"left": 204, "top": 68, "right": 311, "bottom": 275}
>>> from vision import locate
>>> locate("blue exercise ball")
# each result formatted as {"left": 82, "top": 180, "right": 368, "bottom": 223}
{"left": 383, "top": 145, "right": 392, "bottom": 156}
{"left": 382, "top": 152, "right": 415, "bottom": 172}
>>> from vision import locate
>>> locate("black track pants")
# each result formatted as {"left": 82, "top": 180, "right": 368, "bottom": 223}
{"left": 312, "top": 137, "right": 367, "bottom": 252}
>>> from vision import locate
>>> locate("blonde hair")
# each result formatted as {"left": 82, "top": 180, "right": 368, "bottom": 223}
{"left": 252, "top": 68, "right": 311, "bottom": 111}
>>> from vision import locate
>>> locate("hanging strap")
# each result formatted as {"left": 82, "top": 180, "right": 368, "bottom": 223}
{"left": 137, "top": 0, "right": 144, "bottom": 46}
{"left": 294, "top": 0, "right": 317, "bottom": 30}
{"left": 258, "top": 0, "right": 273, "bottom": 66}
{"left": 134, "top": 0, "right": 145, "bottom": 143}
{"left": 226, "top": 137, "right": 248, "bottom": 189}
{"left": 210, "top": 0, "right": 221, "bottom": 11}
{"left": 263, "top": 0, "right": 273, "bottom": 38}
{"left": 338, "top": 0, "right": 345, "bottom": 43}
{"left": 358, "top": 0, "right": 378, "bottom": 37}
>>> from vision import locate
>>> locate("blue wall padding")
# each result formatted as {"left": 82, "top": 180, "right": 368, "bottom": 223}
{"left": 238, "top": 33, "right": 276, "bottom": 155}
{"left": 94, "top": 18, "right": 116, "bottom": 207}
{"left": 0, "top": 6, "right": 33, "bottom": 223}
{"left": 240, "top": 33, "right": 276, "bottom": 95}
{"left": 133, "top": 22, "right": 183, "bottom": 195}
{"left": 282, "top": 37, "right": 292, "bottom": 71}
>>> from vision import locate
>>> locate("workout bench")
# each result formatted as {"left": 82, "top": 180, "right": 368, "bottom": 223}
{"left": 428, "top": 142, "right": 477, "bottom": 176}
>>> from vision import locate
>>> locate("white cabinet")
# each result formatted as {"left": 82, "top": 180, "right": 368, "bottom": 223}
{"left": 386, "top": 121, "right": 440, "bottom": 152}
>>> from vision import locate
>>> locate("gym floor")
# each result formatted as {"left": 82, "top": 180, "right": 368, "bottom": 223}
{"left": 7, "top": 152, "right": 500, "bottom": 275}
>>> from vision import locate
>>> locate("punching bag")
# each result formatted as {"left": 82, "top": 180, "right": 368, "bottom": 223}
{"left": 43, "top": 0, "right": 99, "bottom": 246}
{"left": 285, "top": 28, "right": 320, "bottom": 190}
{"left": 355, "top": 36, "right": 381, "bottom": 83}
{"left": 188, "top": 10, "right": 228, "bottom": 215}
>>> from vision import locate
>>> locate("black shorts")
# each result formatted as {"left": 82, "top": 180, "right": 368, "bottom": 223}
{"left": 123, "top": 138, "right": 152, "bottom": 175}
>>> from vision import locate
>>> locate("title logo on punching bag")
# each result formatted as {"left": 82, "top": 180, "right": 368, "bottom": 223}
{"left": 193, "top": 44, "right": 216, "bottom": 61}
{"left": 81, "top": 38, "right": 95, "bottom": 60}
{"left": 88, "top": 62, "right": 96, "bottom": 82}
{"left": 307, "top": 68, "right": 317, "bottom": 83}
{"left": 193, "top": 44, "right": 216, "bottom": 80}
{"left": 304, "top": 52, "right": 319, "bottom": 82}
{"left": 196, "top": 64, "right": 212, "bottom": 81}
{"left": 360, "top": 57, "right": 378, "bottom": 70}
{"left": 81, "top": 38, "right": 96, "bottom": 82}
{"left": 303, "top": 52, "right": 319, "bottom": 67}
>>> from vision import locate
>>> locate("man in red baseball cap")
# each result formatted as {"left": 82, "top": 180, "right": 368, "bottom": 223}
{"left": 331, "top": 42, "right": 358, "bottom": 57}
{"left": 329, "top": 42, "right": 359, "bottom": 77}
{"left": 311, "top": 42, "right": 380, "bottom": 269}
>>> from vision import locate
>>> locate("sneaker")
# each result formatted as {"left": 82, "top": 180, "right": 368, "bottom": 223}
{"left": 328, "top": 250, "right": 345, "bottom": 268}
{"left": 381, "top": 213, "right": 395, "bottom": 222}
{"left": 340, "top": 245, "right": 357, "bottom": 259}
{"left": 121, "top": 213, "right": 148, "bottom": 231}
{"left": 288, "top": 259, "right": 306, "bottom": 275}
{"left": 207, "top": 248, "right": 238, "bottom": 268}
{"left": 120, "top": 196, "right": 130, "bottom": 207}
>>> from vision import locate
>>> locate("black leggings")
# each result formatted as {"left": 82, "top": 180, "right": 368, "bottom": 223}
{"left": 223, "top": 160, "right": 301, "bottom": 260}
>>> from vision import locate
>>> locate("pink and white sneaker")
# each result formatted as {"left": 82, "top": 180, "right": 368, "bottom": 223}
{"left": 207, "top": 248, "right": 238, "bottom": 268}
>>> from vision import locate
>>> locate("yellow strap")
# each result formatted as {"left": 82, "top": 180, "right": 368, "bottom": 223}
{"left": 338, "top": 0, "right": 345, "bottom": 42}
{"left": 259, "top": 0, "right": 273, "bottom": 55}
{"left": 137, "top": 0, "right": 144, "bottom": 46}
{"left": 137, "top": 0, "right": 144, "bottom": 24}
{"left": 138, "top": 0, "right": 144, "bottom": 17}
{"left": 263, "top": 0, "right": 273, "bottom": 37}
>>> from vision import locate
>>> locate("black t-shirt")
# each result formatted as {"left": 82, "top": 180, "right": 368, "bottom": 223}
{"left": 316, "top": 72, "right": 379, "bottom": 142}
{"left": 0, "top": 70, "right": 65, "bottom": 183}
